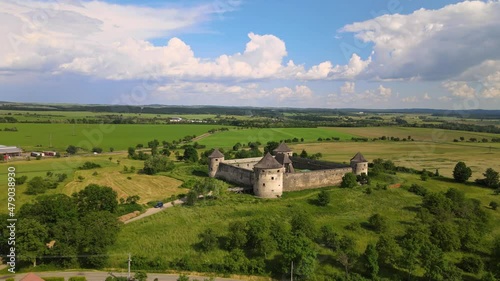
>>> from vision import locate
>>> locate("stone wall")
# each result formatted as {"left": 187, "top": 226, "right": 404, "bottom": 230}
{"left": 223, "top": 157, "right": 262, "bottom": 170}
{"left": 283, "top": 167, "right": 352, "bottom": 191}
{"left": 215, "top": 163, "right": 254, "bottom": 187}
{"left": 290, "top": 157, "right": 350, "bottom": 170}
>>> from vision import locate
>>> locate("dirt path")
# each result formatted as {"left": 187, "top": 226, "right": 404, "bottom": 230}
{"left": 191, "top": 132, "right": 213, "bottom": 142}
{"left": 123, "top": 198, "right": 185, "bottom": 224}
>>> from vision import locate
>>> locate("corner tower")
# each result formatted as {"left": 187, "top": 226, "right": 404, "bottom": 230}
{"left": 208, "top": 149, "right": 224, "bottom": 178}
{"left": 350, "top": 152, "right": 368, "bottom": 175}
{"left": 273, "top": 142, "right": 293, "bottom": 157}
{"left": 253, "top": 153, "right": 285, "bottom": 198}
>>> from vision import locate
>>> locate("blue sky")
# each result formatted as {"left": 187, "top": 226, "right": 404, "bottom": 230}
{"left": 0, "top": 0, "right": 499, "bottom": 109}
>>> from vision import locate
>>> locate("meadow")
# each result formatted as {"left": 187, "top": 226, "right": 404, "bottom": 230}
{"left": 0, "top": 123, "right": 229, "bottom": 151}
{"left": 196, "top": 127, "right": 355, "bottom": 148}
{"left": 108, "top": 172, "right": 500, "bottom": 279}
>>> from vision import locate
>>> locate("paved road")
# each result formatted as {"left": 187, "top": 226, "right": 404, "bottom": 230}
{"left": 0, "top": 271, "right": 245, "bottom": 281}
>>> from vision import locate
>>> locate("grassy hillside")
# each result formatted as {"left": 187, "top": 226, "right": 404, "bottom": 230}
{"left": 108, "top": 173, "right": 500, "bottom": 279}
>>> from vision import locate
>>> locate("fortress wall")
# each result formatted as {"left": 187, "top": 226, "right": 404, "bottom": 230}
{"left": 283, "top": 167, "right": 353, "bottom": 191}
{"left": 223, "top": 157, "right": 262, "bottom": 170}
{"left": 290, "top": 157, "right": 350, "bottom": 170}
{"left": 215, "top": 163, "right": 254, "bottom": 187}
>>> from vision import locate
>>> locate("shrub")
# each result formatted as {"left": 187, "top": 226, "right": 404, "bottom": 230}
{"left": 78, "top": 161, "right": 101, "bottom": 170}
{"left": 317, "top": 190, "right": 331, "bottom": 206}
{"left": 341, "top": 173, "right": 358, "bottom": 188}
{"left": 490, "top": 201, "right": 498, "bottom": 210}
{"left": 14, "top": 175, "right": 28, "bottom": 185}
{"left": 42, "top": 278, "right": 65, "bottom": 281}
{"left": 408, "top": 184, "right": 428, "bottom": 196}
{"left": 458, "top": 256, "right": 484, "bottom": 274}
{"left": 368, "top": 213, "right": 388, "bottom": 233}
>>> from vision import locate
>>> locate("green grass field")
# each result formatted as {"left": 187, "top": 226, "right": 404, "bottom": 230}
{"left": 108, "top": 173, "right": 500, "bottom": 279}
{"left": 197, "top": 127, "right": 355, "bottom": 148}
{"left": 0, "top": 123, "right": 229, "bottom": 151}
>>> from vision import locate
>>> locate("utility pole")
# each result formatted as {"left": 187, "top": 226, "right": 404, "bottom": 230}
{"left": 291, "top": 261, "right": 293, "bottom": 281}
{"left": 127, "top": 253, "right": 131, "bottom": 280}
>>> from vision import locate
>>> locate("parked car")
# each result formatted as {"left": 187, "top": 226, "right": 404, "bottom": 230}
{"left": 154, "top": 202, "right": 164, "bottom": 208}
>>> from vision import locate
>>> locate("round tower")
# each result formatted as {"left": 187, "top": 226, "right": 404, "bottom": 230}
{"left": 253, "top": 153, "right": 285, "bottom": 198}
{"left": 350, "top": 152, "right": 368, "bottom": 175}
{"left": 208, "top": 149, "right": 224, "bottom": 178}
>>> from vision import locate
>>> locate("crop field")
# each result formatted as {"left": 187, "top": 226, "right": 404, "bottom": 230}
{"left": 197, "top": 127, "right": 355, "bottom": 148}
{"left": 0, "top": 153, "right": 185, "bottom": 211}
{"left": 331, "top": 126, "right": 500, "bottom": 142}
{"left": 291, "top": 141, "right": 500, "bottom": 180}
{"left": 108, "top": 173, "right": 500, "bottom": 278}
{"left": 0, "top": 123, "right": 229, "bottom": 151}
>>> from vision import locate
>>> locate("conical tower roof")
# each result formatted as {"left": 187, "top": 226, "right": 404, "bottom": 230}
{"left": 273, "top": 142, "right": 292, "bottom": 153}
{"left": 208, "top": 148, "right": 224, "bottom": 158}
{"left": 254, "top": 153, "right": 283, "bottom": 169}
{"left": 350, "top": 152, "right": 367, "bottom": 163}
{"left": 275, "top": 153, "right": 292, "bottom": 165}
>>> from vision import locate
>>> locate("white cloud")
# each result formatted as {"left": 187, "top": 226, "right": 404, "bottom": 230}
{"left": 423, "top": 93, "right": 431, "bottom": 100}
{"left": 442, "top": 81, "right": 476, "bottom": 98}
{"left": 402, "top": 96, "right": 417, "bottom": 103}
{"left": 340, "top": 82, "right": 355, "bottom": 94}
{"left": 340, "top": 1, "right": 500, "bottom": 81}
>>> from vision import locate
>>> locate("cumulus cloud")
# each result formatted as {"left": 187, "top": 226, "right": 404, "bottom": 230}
{"left": 442, "top": 81, "right": 476, "bottom": 98}
{"left": 423, "top": 93, "right": 431, "bottom": 100}
{"left": 402, "top": 96, "right": 417, "bottom": 103}
{"left": 340, "top": 82, "right": 355, "bottom": 94}
{"left": 340, "top": 1, "right": 500, "bottom": 81}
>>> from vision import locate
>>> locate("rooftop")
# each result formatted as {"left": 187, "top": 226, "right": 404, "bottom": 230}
{"left": 208, "top": 148, "right": 225, "bottom": 158}
{"left": 350, "top": 152, "right": 367, "bottom": 163}
{"left": 273, "top": 142, "right": 292, "bottom": 153}
{"left": 254, "top": 153, "right": 283, "bottom": 169}
{"left": 0, "top": 146, "right": 22, "bottom": 154}
{"left": 275, "top": 153, "right": 292, "bottom": 165}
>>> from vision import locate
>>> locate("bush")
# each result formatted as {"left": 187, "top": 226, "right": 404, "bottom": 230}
{"left": 78, "top": 161, "right": 101, "bottom": 170}
{"left": 368, "top": 213, "right": 388, "bottom": 233}
{"left": 408, "top": 184, "right": 428, "bottom": 196}
{"left": 317, "top": 190, "right": 331, "bottom": 206}
{"left": 14, "top": 175, "right": 28, "bottom": 185}
{"left": 458, "top": 256, "right": 484, "bottom": 274}
{"left": 490, "top": 201, "right": 498, "bottom": 210}
{"left": 341, "top": 173, "right": 358, "bottom": 188}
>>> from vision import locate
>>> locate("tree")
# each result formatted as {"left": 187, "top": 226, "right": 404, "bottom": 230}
{"left": 453, "top": 161, "right": 472, "bottom": 183}
{"left": 291, "top": 212, "right": 317, "bottom": 240}
{"left": 341, "top": 173, "right": 358, "bottom": 188}
{"left": 26, "top": 176, "right": 48, "bottom": 195}
{"left": 264, "top": 141, "right": 280, "bottom": 154}
{"left": 300, "top": 149, "right": 308, "bottom": 158}
{"left": 246, "top": 219, "right": 277, "bottom": 258}
{"left": 280, "top": 234, "right": 317, "bottom": 280}
{"left": 143, "top": 155, "right": 175, "bottom": 175}
{"left": 429, "top": 220, "right": 461, "bottom": 251}
{"left": 316, "top": 190, "right": 331, "bottom": 206}
{"left": 368, "top": 213, "right": 388, "bottom": 233}
{"left": 376, "top": 235, "right": 400, "bottom": 266}
{"left": 183, "top": 146, "right": 199, "bottom": 162}
{"left": 17, "top": 218, "right": 48, "bottom": 267}
{"left": 420, "top": 242, "right": 446, "bottom": 281}
{"left": 66, "top": 145, "right": 78, "bottom": 155}
{"left": 482, "top": 168, "right": 499, "bottom": 188}
{"left": 128, "top": 147, "right": 135, "bottom": 158}
{"left": 363, "top": 244, "right": 379, "bottom": 279}
{"left": 92, "top": 147, "right": 103, "bottom": 153}
{"left": 185, "top": 190, "right": 198, "bottom": 206}
{"left": 78, "top": 211, "right": 120, "bottom": 268}
{"left": 73, "top": 184, "right": 118, "bottom": 214}
{"left": 177, "top": 274, "right": 190, "bottom": 281}
{"left": 226, "top": 221, "right": 248, "bottom": 250}
{"left": 198, "top": 228, "right": 218, "bottom": 252}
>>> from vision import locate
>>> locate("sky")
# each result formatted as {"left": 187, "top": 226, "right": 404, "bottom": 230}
{"left": 0, "top": 0, "right": 499, "bottom": 109}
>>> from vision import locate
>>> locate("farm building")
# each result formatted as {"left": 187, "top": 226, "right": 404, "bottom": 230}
{"left": 0, "top": 145, "right": 22, "bottom": 158}
{"left": 208, "top": 142, "right": 368, "bottom": 198}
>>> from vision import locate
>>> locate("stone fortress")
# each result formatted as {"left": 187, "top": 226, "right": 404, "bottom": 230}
{"left": 208, "top": 142, "right": 368, "bottom": 198}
